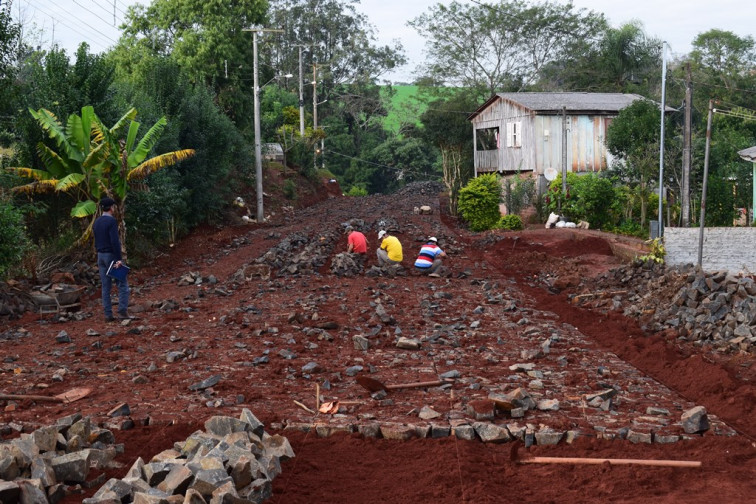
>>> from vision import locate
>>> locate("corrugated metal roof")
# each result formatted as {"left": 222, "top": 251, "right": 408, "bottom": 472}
{"left": 469, "top": 92, "right": 674, "bottom": 120}
{"left": 739, "top": 146, "right": 756, "bottom": 162}
{"left": 497, "top": 92, "right": 644, "bottom": 112}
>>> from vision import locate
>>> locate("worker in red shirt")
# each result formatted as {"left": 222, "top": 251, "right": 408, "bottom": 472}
{"left": 346, "top": 226, "right": 368, "bottom": 255}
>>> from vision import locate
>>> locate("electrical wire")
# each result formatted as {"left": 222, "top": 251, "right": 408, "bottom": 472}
{"left": 87, "top": 0, "right": 125, "bottom": 26}
{"left": 22, "top": 0, "right": 120, "bottom": 50}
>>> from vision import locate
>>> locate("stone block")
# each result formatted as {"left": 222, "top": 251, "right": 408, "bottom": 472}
{"left": 239, "top": 478, "right": 272, "bottom": 503}
{"left": 452, "top": 424, "right": 476, "bottom": 441}
{"left": 626, "top": 430, "right": 653, "bottom": 444}
{"left": 32, "top": 425, "right": 59, "bottom": 452}
{"left": 352, "top": 335, "right": 369, "bottom": 350}
{"left": 430, "top": 424, "right": 451, "bottom": 438}
{"left": 259, "top": 454, "right": 282, "bottom": 481}
{"left": 17, "top": 479, "right": 48, "bottom": 504}
{"left": 356, "top": 423, "right": 381, "bottom": 438}
{"left": 681, "top": 406, "right": 710, "bottom": 434}
{"left": 205, "top": 417, "right": 251, "bottom": 437}
{"left": 158, "top": 465, "right": 194, "bottom": 495}
{"left": 239, "top": 409, "right": 265, "bottom": 438}
{"left": 379, "top": 424, "right": 416, "bottom": 441}
{"left": 68, "top": 418, "right": 92, "bottom": 443}
{"left": 536, "top": 399, "right": 560, "bottom": 411}
{"left": 143, "top": 462, "right": 172, "bottom": 486}
{"left": 473, "top": 422, "right": 511, "bottom": 443}
{"left": 51, "top": 450, "right": 91, "bottom": 483}
{"left": 396, "top": 337, "right": 421, "bottom": 350}
{"left": 93, "top": 478, "right": 134, "bottom": 502}
{"left": 262, "top": 434, "right": 295, "bottom": 462}
{"left": 535, "top": 429, "right": 563, "bottom": 445}
{"left": 0, "top": 451, "right": 20, "bottom": 480}
{"left": 189, "top": 469, "right": 234, "bottom": 497}
{"left": 0, "top": 481, "right": 20, "bottom": 503}
{"left": 133, "top": 490, "right": 172, "bottom": 504}
{"left": 466, "top": 400, "right": 495, "bottom": 421}
{"left": 31, "top": 455, "right": 57, "bottom": 487}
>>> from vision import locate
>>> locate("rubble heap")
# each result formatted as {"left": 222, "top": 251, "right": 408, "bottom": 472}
{"left": 83, "top": 409, "right": 293, "bottom": 504}
{"left": 257, "top": 230, "right": 339, "bottom": 275}
{"left": 579, "top": 262, "right": 756, "bottom": 353}
{"left": 0, "top": 413, "right": 120, "bottom": 503}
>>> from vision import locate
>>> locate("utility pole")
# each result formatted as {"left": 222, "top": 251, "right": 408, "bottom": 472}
{"left": 682, "top": 63, "right": 692, "bottom": 226}
{"left": 561, "top": 106, "right": 567, "bottom": 210}
{"left": 697, "top": 100, "right": 714, "bottom": 268}
{"left": 313, "top": 63, "right": 318, "bottom": 172}
{"left": 298, "top": 46, "right": 305, "bottom": 137}
{"left": 243, "top": 27, "right": 283, "bottom": 223}
{"left": 657, "top": 41, "right": 668, "bottom": 237}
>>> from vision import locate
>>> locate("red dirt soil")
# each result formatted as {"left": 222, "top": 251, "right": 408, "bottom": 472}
{"left": 2, "top": 186, "right": 754, "bottom": 503}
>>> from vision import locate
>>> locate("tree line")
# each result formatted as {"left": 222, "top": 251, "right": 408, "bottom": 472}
{"left": 1, "top": 0, "right": 755, "bottom": 280}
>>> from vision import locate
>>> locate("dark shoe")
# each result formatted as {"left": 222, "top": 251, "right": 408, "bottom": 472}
{"left": 105, "top": 315, "right": 116, "bottom": 322}
{"left": 118, "top": 311, "right": 133, "bottom": 320}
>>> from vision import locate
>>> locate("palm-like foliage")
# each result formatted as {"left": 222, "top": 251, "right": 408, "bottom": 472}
{"left": 7, "top": 106, "right": 195, "bottom": 253}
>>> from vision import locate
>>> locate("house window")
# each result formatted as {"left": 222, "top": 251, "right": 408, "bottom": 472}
{"left": 476, "top": 127, "right": 499, "bottom": 150}
{"left": 506, "top": 121, "right": 522, "bottom": 148}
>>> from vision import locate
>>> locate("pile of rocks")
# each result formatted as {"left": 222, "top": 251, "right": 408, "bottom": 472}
{"left": 84, "top": 409, "right": 293, "bottom": 504}
{"left": 0, "top": 413, "right": 120, "bottom": 503}
{"left": 585, "top": 262, "right": 756, "bottom": 353}
{"left": 257, "top": 230, "right": 339, "bottom": 275}
{"left": 330, "top": 253, "right": 364, "bottom": 277}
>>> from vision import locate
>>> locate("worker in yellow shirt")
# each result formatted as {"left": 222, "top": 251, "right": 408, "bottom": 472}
{"left": 376, "top": 230, "right": 403, "bottom": 266}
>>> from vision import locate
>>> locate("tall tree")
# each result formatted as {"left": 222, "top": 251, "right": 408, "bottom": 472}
{"left": 550, "top": 21, "right": 662, "bottom": 94}
{"left": 409, "top": 0, "right": 606, "bottom": 97}
{"left": 117, "top": 0, "right": 267, "bottom": 126}
{"left": 419, "top": 92, "right": 478, "bottom": 215}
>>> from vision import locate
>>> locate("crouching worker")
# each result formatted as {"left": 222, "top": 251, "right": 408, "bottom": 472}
{"left": 414, "top": 236, "right": 446, "bottom": 276}
{"left": 376, "top": 230, "right": 403, "bottom": 266}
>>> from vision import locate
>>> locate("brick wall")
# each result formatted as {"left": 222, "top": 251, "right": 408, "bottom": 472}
{"left": 664, "top": 227, "right": 756, "bottom": 273}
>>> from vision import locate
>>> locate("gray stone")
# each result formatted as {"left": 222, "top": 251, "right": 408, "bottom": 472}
{"left": 52, "top": 450, "right": 91, "bottom": 483}
{"left": 183, "top": 488, "right": 208, "bottom": 504}
{"left": 380, "top": 424, "right": 416, "bottom": 441}
{"left": 535, "top": 429, "right": 563, "bottom": 445}
{"left": 263, "top": 435, "right": 295, "bottom": 462}
{"left": 301, "top": 361, "right": 322, "bottom": 374}
{"left": 31, "top": 455, "right": 57, "bottom": 487}
{"left": 430, "top": 423, "right": 451, "bottom": 438}
{"left": 259, "top": 454, "right": 282, "bottom": 480}
{"left": 681, "top": 406, "right": 710, "bottom": 434}
{"left": 190, "top": 375, "right": 222, "bottom": 391}
{"left": 344, "top": 365, "right": 363, "bottom": 377}
{"left": 508, "top": 363, "right": 535, "bottom": 372}
{"left": 143, "top": 462, "right": 171, "bottom": 486}
{"left": 452, "top": 424, "right": 476, "bottom": 441}
{"left": 418, "top": 406, "right": 442, "bottom": 420}
{"left": 158, "top": 465, "right": 194, "bottom": 495}
{"left": 646, "top": 407, "right": 670, "bottom": 416}
{"left": 32, "top": 425, "right": 59, "bottom": 452}
{"left": 239, "top": 478, "right": 272, "bottom": 503}
{"left": 584, "top": 389, "right": 617, "bottom": 402}
{"left": 93, "top": 478, "right": 134, "bottom": 502}
{"left": 0, "top": 481, "right": 20, "bottom": 503}
{"left": 205, "top": 416, "right": 251, "bottom": 437}
{"left": 655, "top": 434, "right": 680, "bottom": 444}
{"left": 396, "top": 337, "right": 421, "bottom": 350}
{"left": 439, "top": 370, "right": 460, "bottom": 380}
{"left": 473, "top": 422, "right": 511, "bottom": 443}
{"left": 230, "top": 456, "right": 255, "bottom": 490}
{"left": 356, "top": 423, "right": 381, "bottom": 438}
{"left": 626, "top": 430, "right": 653, "bottom": 444}
{"left": 56, "top": 330, "right": 71, "bottom": 343}
{"left": 352, "top": 335, "right": 369, "bottom": 351}
{"left": 189, "top": 469, "right": 234, "bottom": 497}
{"left": 68, "top": 417, "right": 92, "bottom": 442}
{"left": 17, "top": 479, "right": 48, "bottom": 504}
{"left": 0, "top": 451, "right": 20, "bottom": 480}
{"left": 537, "top": 399, "right": 560, "bottom": 411}
{"left": 510, "top": 407, "right": 525, "bottom": 419}
{"left": 107, "top": 403, "right": 131, "bottom": 417}
{"left": 240, "top": 409, "right": 265, "bottom": 438}
{"left": 133, "top": 490, "right": 172, "bottom": 504}
{"left": 125, "top": 457, "right": 145, "bottom": 479}
{"left": 210, "top": 480, "right": 242, "bottom": 503}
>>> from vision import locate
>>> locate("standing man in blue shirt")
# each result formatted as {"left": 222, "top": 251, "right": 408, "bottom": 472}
{"left": 93, "top": 197, "right": 130, "bottom": 321}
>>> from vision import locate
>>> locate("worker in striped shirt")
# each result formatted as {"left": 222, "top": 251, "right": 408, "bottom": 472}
{"left": 414, "top": 237, "right": 447, "bottom": 276}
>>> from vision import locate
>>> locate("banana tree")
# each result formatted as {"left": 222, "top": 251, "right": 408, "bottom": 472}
{"left": 7, "top": 106, "right": 194, "bottom": 256}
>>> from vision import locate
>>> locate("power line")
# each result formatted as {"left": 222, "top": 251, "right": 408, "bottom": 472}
{"left": 22, "top": 0, "right": 119, "bottom": 50}
{"left": 72, "top": 0, "right": 118, "bottom": 29}
{"left": 88, "top": 0, "right": 125, "bottom": 26}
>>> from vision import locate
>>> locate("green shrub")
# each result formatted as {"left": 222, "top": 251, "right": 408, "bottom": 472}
{"left": 545, "top": 172, "right": 618, "bottom": 229}
{"left": 283, "top": 179, "right": 297, "bottom": 200}
{"left": 0, "top": 199, "right": 30, "bottom": 279}
{"left": 498, "top": 214, "right": 523, "bottom": 231}
{"left": 345, "top": 186, "right": 368, "bottom": 197}
{"left": 458, "top": 174, "right": 502, "bottom": 232}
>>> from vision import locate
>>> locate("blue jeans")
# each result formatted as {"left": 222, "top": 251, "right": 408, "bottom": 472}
{"left": 97, "top": 252, "right": 129, "bottom": 317}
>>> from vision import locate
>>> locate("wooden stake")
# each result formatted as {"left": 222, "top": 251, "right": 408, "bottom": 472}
{"left": 293, "top": 400, "right": 315, "bottom": 414}
{"left": 315, "top": 383, "right": 320, "bottom": 412}
{"left": 520, "top": 456, "right": 701, "bottom": 468}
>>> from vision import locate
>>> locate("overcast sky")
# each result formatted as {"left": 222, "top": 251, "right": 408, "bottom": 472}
{"left": 12, "top": 0, "right": 756, "bottom": 82}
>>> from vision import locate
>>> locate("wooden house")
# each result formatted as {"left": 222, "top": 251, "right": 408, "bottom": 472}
{"left": 468, "top": 92, "right": 652, "bottom": 188}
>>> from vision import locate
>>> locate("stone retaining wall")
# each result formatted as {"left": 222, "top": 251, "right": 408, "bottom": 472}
{"left": 665, "top": 227, "right": 756, "bottom": 273}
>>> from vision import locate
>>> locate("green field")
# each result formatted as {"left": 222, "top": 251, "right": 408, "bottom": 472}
{"left": 380, "top": 85, "right": 427, "bottom": 134}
